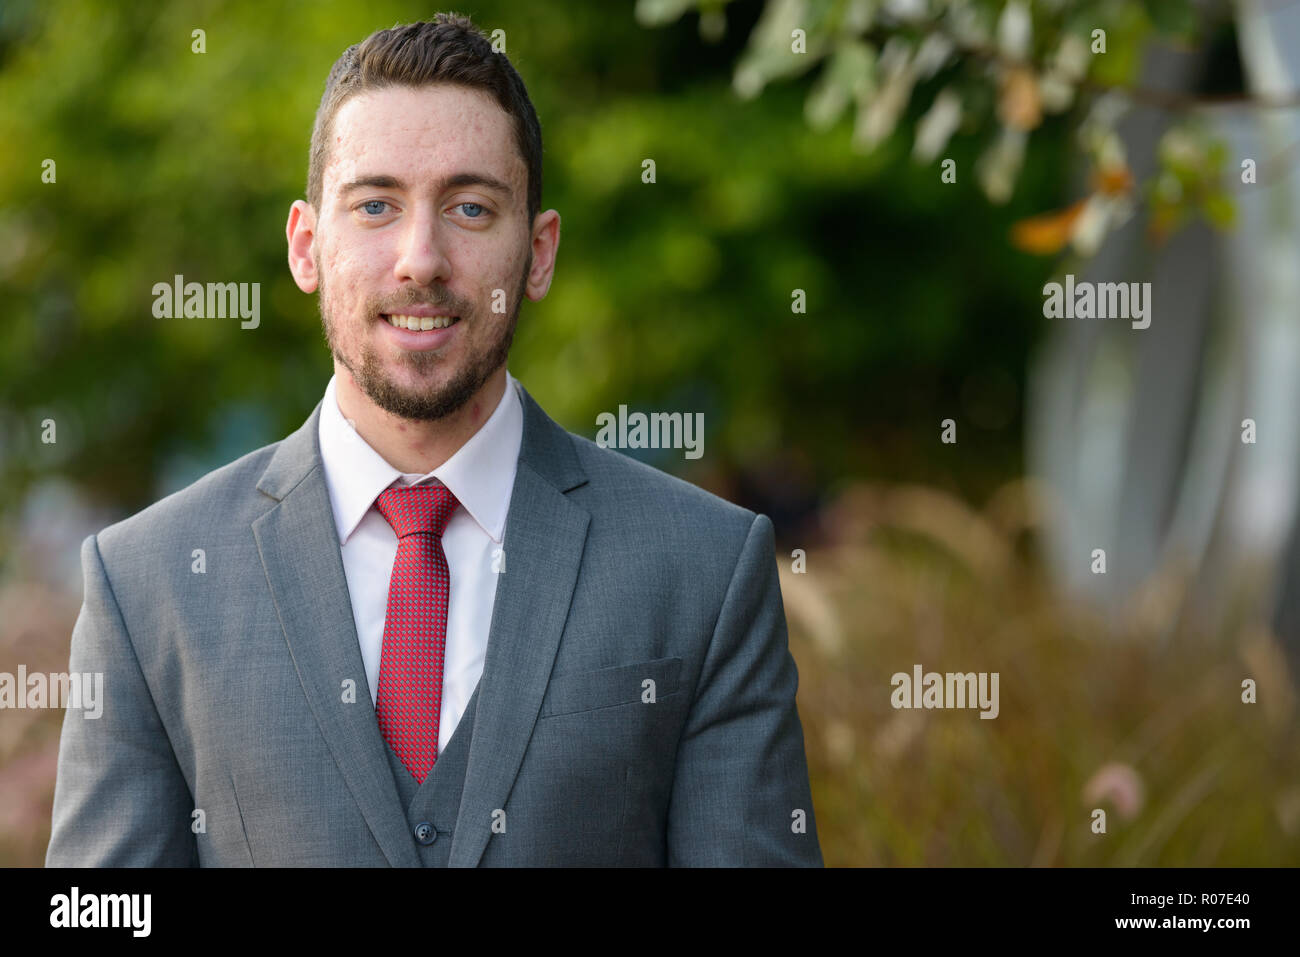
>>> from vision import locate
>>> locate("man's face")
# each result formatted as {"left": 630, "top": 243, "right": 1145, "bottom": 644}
{"left": 310, "top": 84, "right": 534, "bottom": 421}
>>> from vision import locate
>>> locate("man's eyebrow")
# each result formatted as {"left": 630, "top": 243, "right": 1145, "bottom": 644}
{"left": 340, "top": 174, "right": 406, "bottom": 194}
{"left": 339, "top": 172, "right": 514, "bottom": 198}
{"left": 441, "top": 171, "right": 514, "bottom": 197}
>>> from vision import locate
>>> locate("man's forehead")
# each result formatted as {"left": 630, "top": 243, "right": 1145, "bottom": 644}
{"left": 325, "top": 85, "right": 523, "bottom": 195}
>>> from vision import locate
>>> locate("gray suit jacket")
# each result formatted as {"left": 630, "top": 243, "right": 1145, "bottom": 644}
{"left": 45, "top": 381, "right": 822, "bottom": 866}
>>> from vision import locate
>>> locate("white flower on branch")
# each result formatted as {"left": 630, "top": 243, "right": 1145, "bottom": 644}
{"left": 914, "top": 87, "right": 964, "bottom": 162}
{"left": 997, "top": 1, "right": 1033, "bottom": 62}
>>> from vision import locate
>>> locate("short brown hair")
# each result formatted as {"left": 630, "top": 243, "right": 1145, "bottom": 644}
{"left": 307, "top": 14, "right": 543, "bottom": 225}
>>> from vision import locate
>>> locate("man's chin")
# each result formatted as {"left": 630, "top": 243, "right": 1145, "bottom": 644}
{"left": 358, "top": 370, "right": 483, "bottom": 423}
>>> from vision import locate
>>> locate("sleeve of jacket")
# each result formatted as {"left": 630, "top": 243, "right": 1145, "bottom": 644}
{"left": 666, "top": 512, "right": 823, "bottom": 866}
{"left": 45, "top": 534, "right": 199, "bottom": 867}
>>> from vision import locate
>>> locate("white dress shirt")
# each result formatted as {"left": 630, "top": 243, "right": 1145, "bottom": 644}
{"left": 317, "top": 370, "right": 523, "bottom": 755}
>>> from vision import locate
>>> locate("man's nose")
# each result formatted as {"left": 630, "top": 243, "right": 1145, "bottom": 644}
{"left": 393, "top": 205, "right": 452, "bottom": 287}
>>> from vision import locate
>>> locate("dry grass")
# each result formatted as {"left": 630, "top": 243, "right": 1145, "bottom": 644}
{"left": 0, "top": 578, "right": 78, "bottom": 866}
{"left": 784, "top": 479, "right": 1300, "bottom": 865}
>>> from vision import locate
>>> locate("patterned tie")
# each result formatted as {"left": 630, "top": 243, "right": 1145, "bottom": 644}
{"left": 373, "top": 480, "right": 459, "bottom": 784}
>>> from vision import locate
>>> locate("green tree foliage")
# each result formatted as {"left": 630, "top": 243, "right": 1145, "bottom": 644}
{"left": 1, "top": 0, "right": 1076, "bottom": 553}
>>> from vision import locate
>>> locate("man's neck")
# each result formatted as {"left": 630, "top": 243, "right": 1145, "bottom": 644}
{"left": 333, "top": 364, "right": 508, "bottom": 474}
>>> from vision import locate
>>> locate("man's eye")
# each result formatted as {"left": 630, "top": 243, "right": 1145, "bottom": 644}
{"left": 457, "top": 202, "right": 487, "bottom": 218}
{"left": 360, "top": 200, "right": 390, "bottom": 216}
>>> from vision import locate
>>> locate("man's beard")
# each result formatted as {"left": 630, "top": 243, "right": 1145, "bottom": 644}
{"left": 317, "top": 251, "right": 530, "bottom": 422}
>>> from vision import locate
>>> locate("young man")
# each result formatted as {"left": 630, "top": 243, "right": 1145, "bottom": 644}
{"left": 46, "top": 14, "right": 822, "bottom": 867}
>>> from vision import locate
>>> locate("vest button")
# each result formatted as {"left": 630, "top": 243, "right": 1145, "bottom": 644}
{"left": 414, "top": 821, "right": 437, "bottom": 846}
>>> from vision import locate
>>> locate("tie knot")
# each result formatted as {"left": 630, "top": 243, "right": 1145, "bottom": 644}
{"left": 374, "top": 481, "right": 459, "bottom": 539}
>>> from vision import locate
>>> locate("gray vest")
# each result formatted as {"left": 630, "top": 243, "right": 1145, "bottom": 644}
{"left": 381, "top": 679, "right": 481, "bottom": 866}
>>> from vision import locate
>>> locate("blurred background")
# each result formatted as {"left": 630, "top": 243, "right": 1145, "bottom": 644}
{"left": 2, "top": 0, "right": 1298, "bottom": 866}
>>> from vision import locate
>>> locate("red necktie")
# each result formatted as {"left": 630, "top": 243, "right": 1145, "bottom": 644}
{"left": 373, "top": 481, "right": 459, "bottom": 784}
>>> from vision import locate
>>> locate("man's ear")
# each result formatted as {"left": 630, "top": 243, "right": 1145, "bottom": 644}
{"left": 524, "top": 209, "right": 560, "bottom": 302}
{"left": 286, "top": 200, "right": 319, "bottom": 293}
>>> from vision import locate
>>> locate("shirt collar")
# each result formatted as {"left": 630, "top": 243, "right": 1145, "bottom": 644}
{"left": 318, "top": 371, "right": 524, "bottom": 546}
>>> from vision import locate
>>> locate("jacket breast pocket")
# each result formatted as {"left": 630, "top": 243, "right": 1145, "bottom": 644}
{"left": 538, "top": 656, "right": 683, "bottom": 718}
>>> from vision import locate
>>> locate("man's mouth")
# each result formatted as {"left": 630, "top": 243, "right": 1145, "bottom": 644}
{"left": 382, "top": 313, "right": 461, "bottom": 331}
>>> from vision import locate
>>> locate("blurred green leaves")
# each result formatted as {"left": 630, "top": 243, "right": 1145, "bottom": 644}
{"left": 1, "top": 0, "right": 1070, "bottom": 536}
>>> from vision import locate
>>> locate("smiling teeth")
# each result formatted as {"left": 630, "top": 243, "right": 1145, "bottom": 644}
{"left": 386, "top": 314, "right": 457, "bottom": 330}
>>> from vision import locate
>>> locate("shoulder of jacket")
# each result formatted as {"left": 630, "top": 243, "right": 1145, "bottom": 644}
{"left": 95, "top": 436, "right": 284, "bottom": 554}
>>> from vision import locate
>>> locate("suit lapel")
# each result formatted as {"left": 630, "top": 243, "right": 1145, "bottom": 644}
{"left": 448, "top": 384, "right": 590, "bottom": 867}
{"left": 251, "top": 401, "right": 421, "bottom": 867}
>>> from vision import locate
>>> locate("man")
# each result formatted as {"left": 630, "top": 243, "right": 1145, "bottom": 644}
{"left": 46, "top": 14, "right": 821, "bottom": 867}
